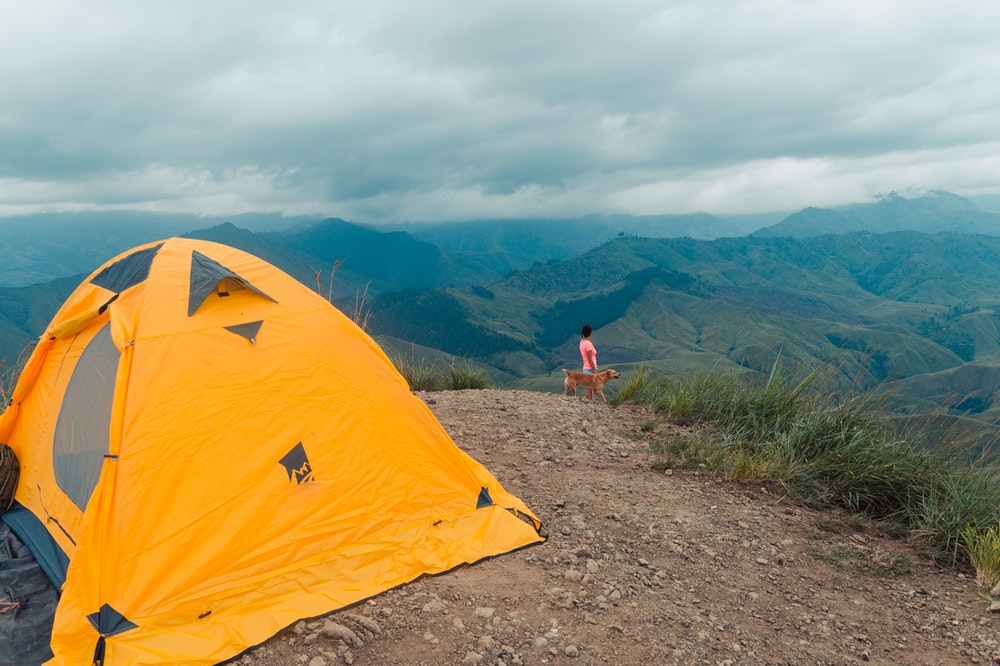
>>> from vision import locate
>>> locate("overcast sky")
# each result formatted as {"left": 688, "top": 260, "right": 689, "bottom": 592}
{"left": 2, "top": 1, "right": 999, "bottom": 225}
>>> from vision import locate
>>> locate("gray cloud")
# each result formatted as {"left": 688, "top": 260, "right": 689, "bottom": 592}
{"left": 2, "top": 0, "right": 999, "bottom": 223}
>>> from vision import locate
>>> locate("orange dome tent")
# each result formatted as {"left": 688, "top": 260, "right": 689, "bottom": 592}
{"left": 0, "top": 238, "right": 544, "bottom": 665}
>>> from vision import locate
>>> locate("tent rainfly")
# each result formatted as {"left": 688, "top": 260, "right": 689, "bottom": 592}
{"left": 0, "top": 238, "right": 544, "bottom": 665}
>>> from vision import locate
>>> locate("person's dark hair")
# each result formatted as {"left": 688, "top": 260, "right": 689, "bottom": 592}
{"left": 581, "top": 324, "right": 592, "bottom": 338}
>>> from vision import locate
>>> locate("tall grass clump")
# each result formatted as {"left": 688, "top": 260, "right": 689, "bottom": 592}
{"left": 912, "top": 463, "right": 1000, "bottom": 563}
{"left": 391, "top": 352, "right": 493, "bottom": 392}
{"left": 961, "top": 521, "right": 1000, "bottom": 594}
{"left": 392, "top": 350, "right": 441, "bottom": 392}
{"left": 439, "top": 360, "right": 494, "bottom": 391}
{"left": 609, "top": 364, "right": 651, "bottom": 406}
{"left": 623, "top": 360, "right": 1000, "bottom": 570}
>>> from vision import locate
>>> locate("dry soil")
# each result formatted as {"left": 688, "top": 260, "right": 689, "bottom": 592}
{"left": 237, "top": 389, "right": 1000, "bottom": 666}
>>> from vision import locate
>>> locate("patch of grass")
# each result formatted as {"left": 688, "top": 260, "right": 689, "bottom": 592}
{"left": 650, "top": 432, "right": 715, "bottom": 470}
{"left": 960, "top": 521, "right": 1000, "bottom": 594}
{"left": 811, "top": 518, "right": 850, "bottom": 540}
{"left": 392, "top": 351, "right": 441, "bottom": 391}
{"left": 391, "top": 352, "right": 494, "bottom": 392}
{"left": 439, "top": 360, "right": 494, "bottom": 391}
{"left": 639, "top": 419, "right": 659, "bottom": 433}
{"left": 907, "top": 463, "right": 1000, "bottom": 563}
{"left": 621, "top": 359, "right": 1000, "bottom": 574}
{"left": 805, "top": 544, "right": 913, "bottom": 578}
{"left": 610, "top": 364, "right": 650, "bottom": 406}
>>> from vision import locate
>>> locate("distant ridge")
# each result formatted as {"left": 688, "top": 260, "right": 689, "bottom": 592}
{"left": 752, "top": 191, "right": 1000, "bottom": 238}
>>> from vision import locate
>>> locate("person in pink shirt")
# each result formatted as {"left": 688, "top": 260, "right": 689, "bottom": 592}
{"left": 579, "top": 323, "right": 598, "bottom": 400}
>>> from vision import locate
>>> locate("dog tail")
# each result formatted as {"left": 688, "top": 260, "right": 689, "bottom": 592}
{"left": 562, "top": 368, "right": 571, "bottom": 375}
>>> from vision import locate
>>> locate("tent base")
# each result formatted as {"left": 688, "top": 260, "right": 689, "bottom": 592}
{"left": 0, "top": 521, "right": 57, "bottom": 665}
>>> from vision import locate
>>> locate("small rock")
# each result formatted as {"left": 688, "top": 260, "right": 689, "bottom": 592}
{"left": 308, "top": 657, "right": 328, "bottom": 666}
{"left": 564, "top": 644, "right": 579, "bottom": 657}
{"left": 321, "top": 621, "right": 364, "bottom": 647}
{"left": 463, "top": 651, "right": 485, "bottom": 665}
{"left": 989, "top": 601, "right": 1000, "bottom": 613}
{"left": 422, "top": 599, "right": 447, "bottom": 613}
{"left": 341, "top": 613, "right": 382, "bottom": 636}
{"left": 474, "top": 606, "right": 496, "bottom": 619}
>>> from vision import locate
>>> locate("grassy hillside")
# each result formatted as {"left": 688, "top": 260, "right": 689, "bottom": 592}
{"left": 364, "top": 231, "right": 1000, "bottom": 427}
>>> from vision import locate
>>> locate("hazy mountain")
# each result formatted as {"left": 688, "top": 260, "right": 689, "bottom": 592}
{"left": 6, "top": 198, "right": 1000, "bottom": 429}
{"left": 752, "top": 191, "right": 1000, "bottom": 238}
{"left": 0, "top": 211, "right": 316, "bottom": 287}
{"left": 397, "top": 212, "right": 781, "bottom": 274}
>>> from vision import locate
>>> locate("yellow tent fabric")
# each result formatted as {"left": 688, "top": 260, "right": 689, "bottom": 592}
{"left": 0, "top": 238, "right": 544, "bottom": 665}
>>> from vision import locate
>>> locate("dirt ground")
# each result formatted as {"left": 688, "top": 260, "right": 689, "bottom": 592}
{"left": 238, "top": 389, "right": 1000, "bottom": 666}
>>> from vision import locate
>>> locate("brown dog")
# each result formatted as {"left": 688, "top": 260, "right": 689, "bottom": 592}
{"left": 562, "top": 368, "right": 620, "bottom": 403}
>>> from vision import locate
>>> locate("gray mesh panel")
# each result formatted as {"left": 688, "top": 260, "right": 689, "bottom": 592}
{"left": 53, "top": 322, "right": 118, "bottom": 512}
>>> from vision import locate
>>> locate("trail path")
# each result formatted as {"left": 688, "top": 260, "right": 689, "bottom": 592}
{"left": 243, "top": 389, "right": 999, "bottom": 666}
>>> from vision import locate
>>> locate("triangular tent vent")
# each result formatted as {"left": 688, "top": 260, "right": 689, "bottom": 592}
{"left": 188, "top": 250, "right": 276, "bottom": 316}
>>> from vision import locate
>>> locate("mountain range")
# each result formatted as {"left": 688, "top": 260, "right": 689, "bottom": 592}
{"left": 4, "top": 192, "right": 1000, "bottom": 438}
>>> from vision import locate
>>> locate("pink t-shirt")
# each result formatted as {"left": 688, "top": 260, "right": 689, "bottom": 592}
{"left": 579, "top": 338, "right": 597, "bottom": 371}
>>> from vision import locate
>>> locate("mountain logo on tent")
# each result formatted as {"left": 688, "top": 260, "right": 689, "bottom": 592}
{"left": 279, "top": 442, "right": 314, "bottom": 483}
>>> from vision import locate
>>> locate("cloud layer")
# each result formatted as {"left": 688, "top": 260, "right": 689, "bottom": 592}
{"left": 3, "top": 1, "right": 999, "bottom": 223}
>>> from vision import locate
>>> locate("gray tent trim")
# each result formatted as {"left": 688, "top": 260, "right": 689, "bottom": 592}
{"left": 0, "top": 518, "right": 58, "bottom": 665}
{"left": 224, "top": 320, "right": 263, "bottom": 343}
{"left": 1, "top": 502, "right": 70, "bottom": 589}
{"left": 90, "top": 244, "right": 163, "bottom": 293}
{"left": 188, "top": 251, "right": 276, "bottom": 316}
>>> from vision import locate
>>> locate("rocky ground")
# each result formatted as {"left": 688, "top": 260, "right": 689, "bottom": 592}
{"left": 238, "top": 389, "right": 1000, "bottom": 666}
